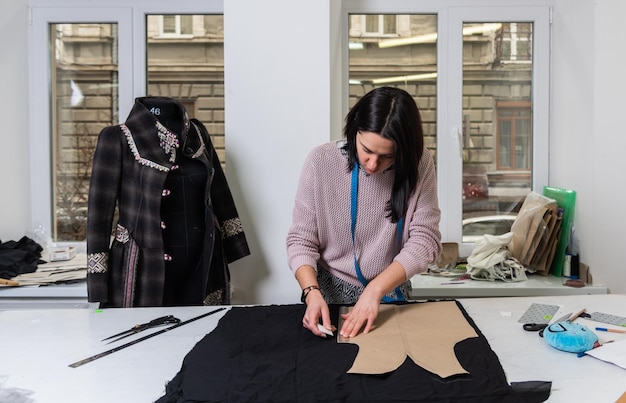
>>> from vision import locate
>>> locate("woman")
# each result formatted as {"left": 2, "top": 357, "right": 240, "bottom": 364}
{"left": 286, "top": 87, "right": 442, "bottom": 338}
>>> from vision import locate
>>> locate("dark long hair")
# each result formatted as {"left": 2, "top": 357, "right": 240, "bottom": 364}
{"left": 344, "top": 87, "right": 425, "bottom": 223}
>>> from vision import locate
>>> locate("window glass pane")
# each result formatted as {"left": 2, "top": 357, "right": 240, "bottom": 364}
{"left": 498, "top": 120, "right": 512, "bottom": 167}
{"left": 383, "top": 15, "right": 397, "bottom": 35}
{"left": 163, "top": 15, "right": 176, "bottom": 34}
{"left": 515, "top": 118, "right": 531, "bottom": 169}
{"left": 462, "top": 22, "right": 532, "bottom": 241}
{"left": 348, "top": 14, "right": 437, "bottom": 165}
{"left": 365, "top": 15, "right": 379, "bottom": 33}
{"left": 181, "top": 15, "right": 194, "bottom": 35}
{"left": 146, "top": 15, "right": 225, "bottom": 166}
{"left": 51, "top": 23, "right": 118, "bottom": 241}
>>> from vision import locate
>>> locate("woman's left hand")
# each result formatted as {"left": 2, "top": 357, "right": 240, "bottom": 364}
{"left": 339, "top": 287, "right": 381, "bottom": 338}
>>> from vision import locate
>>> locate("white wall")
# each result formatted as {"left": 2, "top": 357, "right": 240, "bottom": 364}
{"left": 223, "top": 0, "right": 334, "bottom": 304}
{"left": 549, "top": 0, "right": 626, "bottom": 294}
{"left": 2, "top": 0, "right": 625, "bottom": 304}
{"left": 1, "top": 1, "right": 30, "bottom": 242}
{"left": 591, "top": 0, "right": 626, "bottom": 295}
{"left": 550, "top": 1, "right": 594, "bottom": 241}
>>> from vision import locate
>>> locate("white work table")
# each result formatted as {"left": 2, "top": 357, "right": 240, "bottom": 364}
{"left": 1, "top": 295, "right": 625, "bottom": 402}
{"left": 410, "top": 273, "right": 608, "bottom": 299}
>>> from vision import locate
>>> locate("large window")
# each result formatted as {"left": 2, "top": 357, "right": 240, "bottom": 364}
{"left": 30, "top": 4, "right": 224, "bottom": 243}
{"left": 344, "top": 3, "right": 549, "bottom": 256}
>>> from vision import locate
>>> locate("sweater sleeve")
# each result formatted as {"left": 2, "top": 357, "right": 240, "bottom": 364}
{"left": 286, "top": 149, "right": 322, "bottom": 274}
{"left": 393, "top": 148, "right": 442, "bottom": 278}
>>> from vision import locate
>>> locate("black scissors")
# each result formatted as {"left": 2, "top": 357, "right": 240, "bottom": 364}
{"left": 102, "top": 315, "right": 181, "bottom": 344}
{"left": 523, "top": 322, "right": 549, "bottom": 332}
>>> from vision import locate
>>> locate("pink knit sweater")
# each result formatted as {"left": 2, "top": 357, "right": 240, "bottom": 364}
{"left": 287, "top": 141, "right": 442, "bottom": 287}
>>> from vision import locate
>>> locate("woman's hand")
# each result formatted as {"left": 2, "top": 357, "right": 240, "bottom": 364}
{"left": 302, "top": 290, "right": 336, "bottom": 337}
{"left": 339, "top": 261, "right": 407, "bottom": 338}
{"left": 339, "top": 287, "right": 381, "bottom": 338}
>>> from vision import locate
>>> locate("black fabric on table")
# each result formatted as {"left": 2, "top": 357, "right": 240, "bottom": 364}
{"left": 157, "top": 301, "right": 550, "bottom": 403}
{"left": 0, "top": 236, "right": 44, "bottom": 279}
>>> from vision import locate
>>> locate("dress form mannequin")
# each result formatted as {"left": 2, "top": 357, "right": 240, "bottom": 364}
{"left": 86, "top": 96, "right": 250, "bottom": 307}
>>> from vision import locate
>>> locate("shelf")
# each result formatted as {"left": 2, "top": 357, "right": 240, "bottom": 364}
{"left": 410, "top": 273, "right": 608, "bottom": 299}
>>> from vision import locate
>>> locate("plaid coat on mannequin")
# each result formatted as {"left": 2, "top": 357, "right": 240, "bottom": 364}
{"left": 86, "top": 97, "right": 249, "bottom": 308}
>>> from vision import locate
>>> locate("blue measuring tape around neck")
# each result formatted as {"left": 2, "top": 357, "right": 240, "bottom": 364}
{"left": 350, "top": 163, "right": 405, "bottom": 302}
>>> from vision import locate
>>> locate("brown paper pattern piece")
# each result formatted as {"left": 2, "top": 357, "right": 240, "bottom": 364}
{"left": 344, "top": 301, "right": 478, "bottom": 378}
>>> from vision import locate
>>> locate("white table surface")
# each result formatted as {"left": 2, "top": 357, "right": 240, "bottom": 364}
{"left": 1, "top": 295, "right": 625, "bottom": 402}
{"left": 410, "top": 273, "right": 608, "bottom": 298}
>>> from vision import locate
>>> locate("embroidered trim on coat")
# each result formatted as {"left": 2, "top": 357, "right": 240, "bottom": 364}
{"left": 190, "top": 121, "right": 207, "bottom": 159}
{"left": 155, "top": 120, "right": 179, "bottom": 162}
{"left": 115, "top": 224, "right": 130, "bottom": 244}
{"left": 121, "top": 124, "right": 171, "bottom": 172}
{"left": 221, "top": 217, "right": 244, "bottom": 238}
{"left": 88, "top": 252, "right": 108, "bottom": 274}
{"left": 203, "top": 288, "right": 225, "bottom": 306}
{"left": 123, "top": 237, "right": 140, "bottom": 308}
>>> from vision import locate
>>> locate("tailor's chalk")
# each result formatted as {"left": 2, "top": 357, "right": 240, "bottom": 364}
{"left": 440, "top": 281, "right": 465, "bottom": 285}
{"left": 317, "top": 323, "right": 334, "bottom": 337}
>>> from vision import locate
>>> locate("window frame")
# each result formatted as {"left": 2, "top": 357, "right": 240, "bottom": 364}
{"left": 343, "top": 1, "right": 550, "bottom": 257}
{"left": 28, "top": 0, "right": 224, "bottom": 245}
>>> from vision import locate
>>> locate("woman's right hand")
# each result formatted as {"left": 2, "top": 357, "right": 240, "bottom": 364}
{"left": 302, "top": 290, "right": 335, "bottom": 338}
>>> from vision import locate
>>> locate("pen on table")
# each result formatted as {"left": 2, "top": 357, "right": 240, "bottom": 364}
{"left": 595, "top": 327, "right": 626, "bottom": 334}
{"left": 440, "top": 281, "right": 465, "bottom": 285}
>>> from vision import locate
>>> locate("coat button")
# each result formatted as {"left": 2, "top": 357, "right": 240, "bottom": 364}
{"left": 164, "top": 253, "right": 172, "bottom": 261}
{"left": 162, "top": 189, "right": 171, "bottom": 197}
{"left": 161, "top": 221, "right": 166, "bottom": 229}
{"left": 171, "top": 164, "right": 179, "bottom": 171}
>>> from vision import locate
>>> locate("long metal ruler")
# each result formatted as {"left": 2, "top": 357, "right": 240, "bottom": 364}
{"left": 69, "top": 307, "right": 227, "bottom": 368}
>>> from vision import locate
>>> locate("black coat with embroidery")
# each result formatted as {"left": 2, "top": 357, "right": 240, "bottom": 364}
{"left": 86, "top": 97, "right": 249, "bottom": 307}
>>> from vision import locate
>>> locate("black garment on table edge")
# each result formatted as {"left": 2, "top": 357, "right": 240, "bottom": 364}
{"left": 156, "top": 301, "right": 551, "bottom": 403}
{"left": 0, "top": 236, "right": 44, "bottom": 279}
